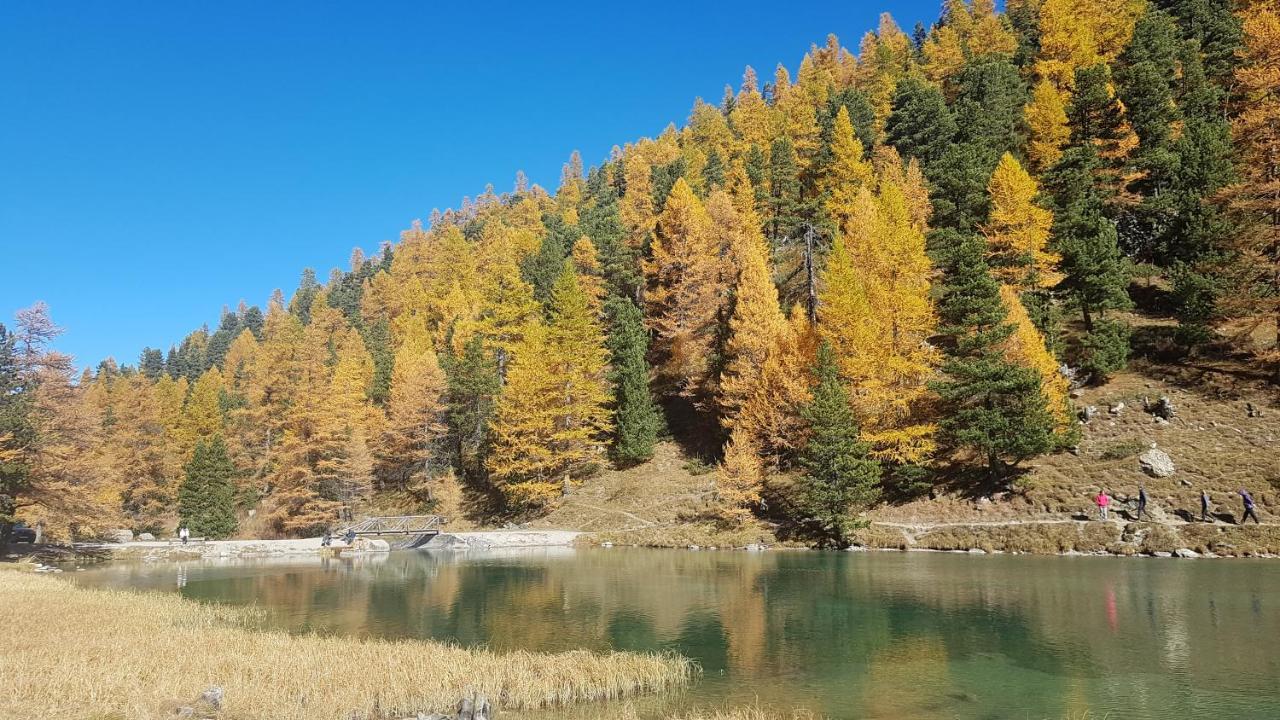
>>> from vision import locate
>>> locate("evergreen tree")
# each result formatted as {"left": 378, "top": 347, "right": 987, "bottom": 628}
{"left": 289, "top": 268, "right": 321, "bottom": 325}
{"left": 604, "top": 296, "right": 660, "bottom": 465}
{"left": 931, "top": 233, "right": 1056, "bottom": 474}
{"left": 885, "top": 75, "right": 957, "bottom": 170}
{"left": 139, "top": 347, "right": 166, "bottom": 380}
{"left": 241, "top": 305, "right": 265, "bottom": 339}
{"left": 766, "top": 136, "right": 804, "bottom": 245}
{"left": 0, "top": 324, "right": 35, "bottom": 545}
{"left": 206, "top": 309, "right": 243, "bottom": 371}
{"left": 794, "top": 342, "right": 882, "bottom": 548}
{"left": 1043, "top": 146, "right": 1133, "bottom": 336}
{"left": 178, "top": 436, "right": 238, "bottom": 538}
{"left": 443, "top": 334, "right": 501, "bottom": 483}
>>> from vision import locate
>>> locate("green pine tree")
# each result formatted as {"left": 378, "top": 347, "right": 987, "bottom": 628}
{"left": 795, "top": 341, "right": 882, "bottom": 548}
{"left": 0, "top": 324, "right": 35, "bottom": 546}
{"left": 178, "top": 436, "right": 238, "bottom": 538}
{"left": 930, "top": 233, "right": 1056, "bottom": 475}
{"left": 885, "top": 75, "right": 957, "bottom": 169}
{"left": 767, "top": 136, "right": 804, "bottom": 246}
{"left": 442, "top": 334, "right": 502, "bottom": 483}
{"left": 604, "top": 296, "right": 661, "bottom": 465}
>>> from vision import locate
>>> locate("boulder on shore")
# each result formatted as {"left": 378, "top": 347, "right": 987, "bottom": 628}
{"left": 105, "top": 529, "right": 134, "bottom": 543}
{"left": 352, "top": 537, "right": 391, "bottom": 553}
{"left": 137, "top": 532, "right": 155, "bottom": 541}
{"left": 1139, "top": 448, "right": 1175, "bottom": 478}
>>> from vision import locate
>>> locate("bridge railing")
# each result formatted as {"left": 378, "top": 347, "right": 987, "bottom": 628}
{"left": 341, "top": 515, "right": 444, "bottom": 536}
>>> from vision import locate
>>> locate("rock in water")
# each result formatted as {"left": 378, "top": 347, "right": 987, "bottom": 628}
{"left": 1176, "top": 548, "right": 1201, "bottom": 559}
{"left": 1138, "top": 449, "right": 1175, "bottom": 478}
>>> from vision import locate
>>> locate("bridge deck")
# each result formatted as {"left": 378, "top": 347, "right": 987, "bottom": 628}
{"left": 340, "top": 515, "right": 444, "bottom": 539}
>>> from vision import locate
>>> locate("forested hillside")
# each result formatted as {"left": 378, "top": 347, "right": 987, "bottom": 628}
{"left": 3, "top": 0, "right": 1277, "bottom": 546}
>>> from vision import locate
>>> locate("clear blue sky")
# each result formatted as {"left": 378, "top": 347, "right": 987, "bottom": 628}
{"left": 1, "top": 1, "right": 937, "bottom": 368}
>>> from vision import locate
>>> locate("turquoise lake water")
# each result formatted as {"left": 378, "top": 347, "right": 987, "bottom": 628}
{"left": 74, "top": 548, "right": 1280, "bottom": 719}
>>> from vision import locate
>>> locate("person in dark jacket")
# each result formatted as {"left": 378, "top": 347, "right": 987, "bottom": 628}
{"left": 1200, "top": 489, "right": 1212, "bottom": 523}
{"left": 1135, "top": 486, "right": 1148, "bottom": 521}
{"left": 1239, "top": 489, "right": 1261, "bottom": 524}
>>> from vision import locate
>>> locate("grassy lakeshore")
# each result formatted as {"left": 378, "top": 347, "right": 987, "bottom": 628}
{"left": 0, "top": 569, "right": 693, "bottom": 720}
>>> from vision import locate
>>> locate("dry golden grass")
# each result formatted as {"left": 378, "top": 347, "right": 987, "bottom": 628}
{"left": 0, "top": 571, "right": 693, "bottom": 720}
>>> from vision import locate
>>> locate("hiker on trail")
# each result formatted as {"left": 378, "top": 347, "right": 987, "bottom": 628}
{"left": 344, "top": 528, "right": 356, "bottom": 545}
{"left": 1096, "top": 490, "right": 1111, "bottom": 521}
{"left": 1239, "top": 488, "right": 1261, "bottom": 525}
{"left": 179, "top": 526, "right": 189, "bottom": 545}
{"left": 1135, "top": 486, "right": 1148, "bottom": 521}
{"left": 1201, "top": 490, "right": 1212, "bottom": 523}
{"left": 321, "top": 530, "right": 332, "bottom": 547}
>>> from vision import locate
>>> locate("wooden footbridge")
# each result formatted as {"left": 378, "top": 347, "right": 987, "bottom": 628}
{"left": 339, "top": 515, "right": 444, "bottom": 549}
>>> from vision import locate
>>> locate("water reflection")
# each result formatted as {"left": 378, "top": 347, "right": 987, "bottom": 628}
{"left": 74, "top": 549, "right": 1280, "bottom": 719}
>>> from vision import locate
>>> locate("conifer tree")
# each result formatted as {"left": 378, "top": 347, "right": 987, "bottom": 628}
{"left": 488, "top": 263, "right": 611, "bottom": 506}
{"left": 931, "top": 233, "right": 1056, "bottom": 474}
{"left": 766, "top": 136, "right": 804, "bottom": 245}
{"left": 885, "top": 76, "right": 957, "bottom": 170}
{"left": 983, "top": 153, "right": 1061, "bottom": 293}
{"left": 443, "top": 334, "right": 501, "bottom": 483}
{"left": 819, "top": 168, "right": 938, "bottom": 465}
{"left": 1043, "top": 146, "right": 1133, "bottom": 359}
{"left": 604, "top": 296, "right": 660, "bottom": 465}
{"left": 1024, "top": 80, "right": 1071, "bottom": 172}
{"left": 794, "top": 341, "right": 881, "bottom": 548}
{"left": 1219, "top": 1, "right": 1280, "bottom": 347}
{"left": 178, "top": 436, "right": 238, "bottom": 538}
{"left": 715, "top": 426, "right": 764, "bottom": 524}
{"left": 643, "top": 178, "right": 721, "bottom": 400}
{"left": 380, "top": 319, "right": 447, "bottom": 497}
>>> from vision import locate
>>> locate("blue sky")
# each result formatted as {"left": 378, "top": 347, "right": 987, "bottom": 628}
{"left": 1, "top": 1, "right": 938, "bottom": 368}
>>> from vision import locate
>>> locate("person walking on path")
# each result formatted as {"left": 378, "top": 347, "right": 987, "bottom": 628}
{"left": 1095, "top": 490, "right": 1112, "bottom": 521}
{"left": 1201, "top": 489, "right": 1212, "bottom": 523}
{"left": 1239, "top": 488, "right": 1261, "bottom": 524}
{"left": 178, "top": 526, "right": 189, "bottom": 545}
{"left": 1135, "top": 486, "right": 1148, "bottom": 521}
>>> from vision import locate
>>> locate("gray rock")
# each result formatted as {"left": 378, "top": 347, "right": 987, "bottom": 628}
{"left": 352, "top": 537, "right": 391, "bottom": 553}
{"left": 1109, "top": 402, "right": 1125, "bottom": 415}
{"left": 105, "top": 528, "right": 134, "bottom": 543}
{"left": 1139, "top": 449, "right": 1175, "bottom": 478}
{"left": 1079, "top": 406, "right": 1098, "bottom": 424}
{"left": 137, "top": 532, "right": 155, "bottom": 541}
{"left": 1175, "top": 548, "right": 1201, "bottom": 559}
{"left": 1070, "top": 389, "right": 1084, "bottom": 399}
{"left": 968, "top": 548, "right": 986, "bottom": 554}
{"left": 199, "top": 686, "right": 224, "bottom": 710}
{"left": 1153, "top": 551, "right": 1173, "bottom": 558}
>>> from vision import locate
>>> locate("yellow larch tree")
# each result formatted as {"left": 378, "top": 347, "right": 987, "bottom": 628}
{"left": 819, "top": 167, "right": 938, "bottom": 465}
{"left": 1035, "top": 0, "right": 1144, "bottom": 92}
{"left": 643, "top": 178, "right": 722, "bottom": 400}
{"left": 983, "top": 153, "right": 1061, "bottom": 293}
{"left": 619, "top": 144, "right": 657, "bottom": 253}
{"left": 775, "top": 64, "right": 822, "bottom": 166}
{"left": 488, "top": 262, "right": 611, "bottom": 508}
{"left": 177, "top": 367, "right": 226, "bottom": 458}
{"left": 1221, "top": 1, "right": 1280, "bottom": 347}
{"left": 821, "top": 106, "right": 876, "bottom": 230}
{"left": 854, "top": 14, "right": 917, "bottom": 130}
{"left": 716, "top": 191, "right": 786, "bottom": 427}
{"left": 729, "top": 67, "right": 777, "bottom": 153}
{"left": 380, "top": 318, "right": 448, "bottom": 498}
{"left": 715, "top": 426, "right": 764, "bottom": 524}
{"left": 570, "top": 236, "right": 606, "bottom": 314}
{"left": 687, "top": 97, "right": 735, "bottom": 161}
{"left": 999, "top": 285, "right": 1073, "bottom": 435}
{"left": 1024, "top": 80, "right": 1071, "bottom": 172}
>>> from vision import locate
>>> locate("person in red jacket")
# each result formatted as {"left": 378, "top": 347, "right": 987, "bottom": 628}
{"left": 1095, "top": 490, "right": 1112, "bottom": 521}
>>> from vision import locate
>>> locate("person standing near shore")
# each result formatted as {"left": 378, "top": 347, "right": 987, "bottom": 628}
{"left": 1135, "top": 486, "right": 1148, "bottom": 521}
{"left": 1201, "top": 489, "right": 1212, "bottom": 523}
{"left": 178, "top": 526, "right": 189, "bottom": 545}
{"left": 1239, "top": 489, "right": 1260, "bottom": 524}
{"left": 1095, "top": 490, "right": 1111, "bottom": 521}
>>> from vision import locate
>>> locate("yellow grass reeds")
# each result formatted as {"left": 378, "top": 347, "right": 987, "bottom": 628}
{"left": 0, "top": 570, "right": 694, "bottom": 720}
